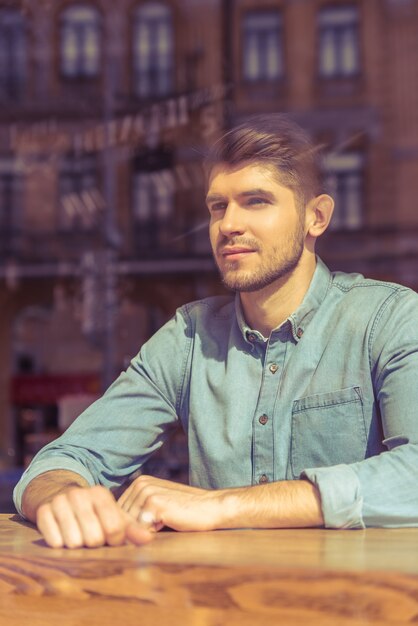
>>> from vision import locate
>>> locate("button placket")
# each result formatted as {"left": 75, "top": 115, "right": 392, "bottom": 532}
{"left": 252, "top": 334, "right": 286, "bottom": 486}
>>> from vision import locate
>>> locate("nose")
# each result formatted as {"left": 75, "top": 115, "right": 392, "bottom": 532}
{"left": 218, "top": 202, "right": 245, "bottom": 238}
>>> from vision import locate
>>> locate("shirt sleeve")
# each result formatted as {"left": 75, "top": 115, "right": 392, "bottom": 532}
{"left": 13, "top": 306, "right": 193, "bottom": 517}
{"left": 303, "top": 287, "right": 418, "bottom": 528}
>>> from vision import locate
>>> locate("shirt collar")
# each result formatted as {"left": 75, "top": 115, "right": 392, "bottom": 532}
{"left": 236, "top": 256, "right": 332, "bottom": 345}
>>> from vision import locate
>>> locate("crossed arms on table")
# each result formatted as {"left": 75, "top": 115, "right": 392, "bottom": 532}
{"left": 22, "top": 470, "right": 323, "bottom": 548}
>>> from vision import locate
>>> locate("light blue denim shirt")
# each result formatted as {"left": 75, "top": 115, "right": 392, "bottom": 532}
{"left": 14, "top": 257, "right": 418, "bottom": 528}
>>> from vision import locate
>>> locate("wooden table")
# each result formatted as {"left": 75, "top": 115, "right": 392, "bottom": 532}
{"left": 1, "top": 513, "right": 418, "bottom": 626}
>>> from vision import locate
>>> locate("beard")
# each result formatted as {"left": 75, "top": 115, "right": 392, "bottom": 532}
{"left": 214, "top": 220, "right": 305, "bottom": 293}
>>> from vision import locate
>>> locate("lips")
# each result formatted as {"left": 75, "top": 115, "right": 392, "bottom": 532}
{"left": 220, "top": 246, "right": 256, "bottom": 257}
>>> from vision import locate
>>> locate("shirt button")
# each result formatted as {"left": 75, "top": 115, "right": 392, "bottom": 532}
{"left": 269, "top": 363, "right": 279, "bottom": 374}
{"left": 247, "top": 332, "right": 257, "bottom": 343}
{"left": 259, "top": 474, "right": 269, "bottom": 484}
{"left": 296, "top": 327, "right": 304, "bottom": 339}
{"left": 259, "top": 414, "right": 268, "bottom": 425}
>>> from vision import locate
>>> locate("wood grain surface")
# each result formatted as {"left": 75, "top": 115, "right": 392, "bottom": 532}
{"left": 2, "top": 514, "right": 418, "bottom": 625}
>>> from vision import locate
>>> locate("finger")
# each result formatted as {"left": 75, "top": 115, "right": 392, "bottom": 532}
{"left": 117, "top": 485, "right": 130, "bottom": 508}
{"left": 140, "top": 477, "right": 198, "bottom": 493}
{"left": 121, "top": 495, "right": 144, "bottom": 520}
{"left": 67, "top": 488, "right": 107, "bottom": 548}
{"left": 50, "top": 493, "right": 84, "bottom": 549}
{"left": 118, "top": 475, "right": 157, "bottom": 512}
{"left": 137, "top": 508, "right": 165, "bottom": 533}
{"left": 124, "top": 519, "right": 157, "bottom": 545}
{"left": 117, "top": 483, "right": 134, "bottom": 508}
{"left": 118, "top": 485, "right": 147, "bottom": 519}
{"left": 117, "top": 485, "right": 134, "bottom": 511}
{"left": 90, "top": 487, "right": 127, "bottom": 546}
{"left": 37, "top": 504, "right": 64, "bottom": 548}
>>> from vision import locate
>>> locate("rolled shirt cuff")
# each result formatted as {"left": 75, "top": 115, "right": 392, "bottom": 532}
{"left": 301, "top": 464, "right": 365, "bottom": 529}
{"left": 13, "top": 457, "right": 95, "bottom": 518}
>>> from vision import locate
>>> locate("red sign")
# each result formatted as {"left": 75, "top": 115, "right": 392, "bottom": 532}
{"left": 11, "top": 373, "right": 101, "bottom": 406}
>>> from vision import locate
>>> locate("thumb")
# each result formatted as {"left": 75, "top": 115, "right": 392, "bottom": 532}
{"left": 125, "top": 520, "right": 156, "bottom": 545}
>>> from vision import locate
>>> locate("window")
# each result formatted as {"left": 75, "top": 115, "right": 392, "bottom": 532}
{"left": 318, "top": 6, "right": 360, "bottom": 78}
{"left": 59, "top": 154, "right": 101, "bottom": 231}
{"left": 60, "top": 5, "right": 101, "bottom": 78}
{"left": 133, "top": 2, "right": 174, "bottom": 98}
{"left": 0, "top": 157, "right": 24, "bottom": 253}
{"left": 0, "top": 9, "right": 26, "bottom": 99}
{"left": 132, "top": 152, "right": 174, "bottom": 253}
{"left": 323, "top": 152, "right": 364, "bottom": 230}
{"left": 242, "top": 10, "right": 283, "bottom": 82}
{"left": 133, "top": 170, "right": 174, "bottom": 223}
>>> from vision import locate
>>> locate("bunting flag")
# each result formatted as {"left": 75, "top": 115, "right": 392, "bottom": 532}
{"left": 9, "top": 84, "right": 228, "bottom": 157}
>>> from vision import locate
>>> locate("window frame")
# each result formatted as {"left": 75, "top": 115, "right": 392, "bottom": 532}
{"left": 323, "top": 151, "right": 365, "bottom": 231}
{"left": 241, "top": 8, "right": 284, "bottom": 83}
{"left": 58, "top": 153, "right": 101, "bottom": 232}
{"left": 132, "top": 2, "right": 174, "bottom": 99}
{"left": 317, "top": 4, "right": 361, "bottom": 79}
{"left": 131, "top": 148, "right": 175, "bottom": 255}
{"left": 0, "top": 8, "right": 27, "bottom": 99}
{"left": 59, "top": 4, "right": 102, "bottom": 80}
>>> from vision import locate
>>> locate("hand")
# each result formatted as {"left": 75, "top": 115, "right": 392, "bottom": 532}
{"left": 118, "top": 475, "right": 223, "bottom": 532}
{"left": 36, "top": 485, "right": 157, "bottom": 549}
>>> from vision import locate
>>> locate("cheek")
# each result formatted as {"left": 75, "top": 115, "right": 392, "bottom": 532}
{"left": 209, "top": 222, "right": 218, "bottom": 246}
{"left": 248, "top": 215, "right": 281, "bottom": 240}
{"left": 259, "top": 213, "right": 301, "bottom": 236}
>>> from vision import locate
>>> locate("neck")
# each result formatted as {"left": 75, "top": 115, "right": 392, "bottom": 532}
{"left": 240, "top": 252, "right": 317, "bottom": 337}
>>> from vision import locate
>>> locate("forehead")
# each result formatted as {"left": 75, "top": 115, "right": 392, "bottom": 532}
{"left": 207, "top": 161, "right": 286, "bottom": 194}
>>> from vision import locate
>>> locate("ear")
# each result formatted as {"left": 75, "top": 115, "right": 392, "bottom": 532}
{"left": 305, "top": 194, "right": 334, "bottom": 238}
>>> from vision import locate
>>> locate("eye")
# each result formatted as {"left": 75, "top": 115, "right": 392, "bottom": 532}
{"left": 208, "top": 201, "right": 227, "bottom": 213}
{"left": 246, "top": 197, "right": 269, "bottom": 207}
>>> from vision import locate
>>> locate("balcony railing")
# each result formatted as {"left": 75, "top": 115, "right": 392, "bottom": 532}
{"left": 0, "top": 218, "right": 211, "bottom": 264}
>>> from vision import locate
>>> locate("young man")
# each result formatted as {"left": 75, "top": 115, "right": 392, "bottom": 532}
{"left": 14, "top": 114, "right": 418, "bottom": 548}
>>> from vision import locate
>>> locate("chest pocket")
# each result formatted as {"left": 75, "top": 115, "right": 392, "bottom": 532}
{"left": 290, "top": 386, "right": 367, "bottom": 478}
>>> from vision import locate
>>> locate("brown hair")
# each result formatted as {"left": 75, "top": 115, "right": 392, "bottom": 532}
{"left": 204, "top": 114, "right": 322, "bottom": 210}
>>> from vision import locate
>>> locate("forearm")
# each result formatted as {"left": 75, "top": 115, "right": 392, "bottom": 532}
{"left": 21, "top": 470, "right": 90, "bottom": 523}
{"left": 304, "top": 443, "right": 418, "bottom": 529}
{"left": 217, "top": 478, "right": 324, "bottom": 529}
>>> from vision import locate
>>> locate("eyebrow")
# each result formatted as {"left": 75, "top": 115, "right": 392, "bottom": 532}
{"left": 205, "top": 193, "right": 225, "bottom": 204}
{"left": 239, "top": 189, "right": 276, "bottom": 201}
{"left": 206, "top": 189, "right": 276, "bottom": 204}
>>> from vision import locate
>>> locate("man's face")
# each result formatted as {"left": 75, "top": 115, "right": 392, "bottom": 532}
{"left": 206, "top": 162, "right": 307, "bottom": 292}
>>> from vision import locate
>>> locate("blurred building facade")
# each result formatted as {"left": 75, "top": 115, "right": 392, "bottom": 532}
{"left": 0, "top": 0, "right": 418, "bottom": 477}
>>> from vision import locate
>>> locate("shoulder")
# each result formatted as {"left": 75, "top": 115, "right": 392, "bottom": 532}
{"left": 142, "top": 295, "right": 235, "bottom": 352}
{"left": 326, "top": 270, "right": 418, "bottom": 345}
{"left": 329, "top": 270, "right": 418, "bottom": 309}
{"left": 134, "top": 295, "right": 236, "bottom": 384}
{"left": 181, "top": 294, "right": 235, "bottom": 322}
{"left": 331, "top": 269, "right": 409, "bottom": 295}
